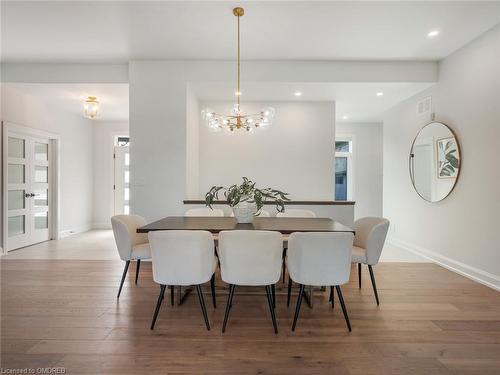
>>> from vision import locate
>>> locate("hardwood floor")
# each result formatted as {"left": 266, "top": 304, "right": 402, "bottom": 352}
{"left": 1, "top": 260, "right": 499, "bottom": 374}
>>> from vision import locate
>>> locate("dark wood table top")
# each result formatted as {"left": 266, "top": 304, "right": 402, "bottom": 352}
{"left": 137, "top": 216, "right": 354, "bottom": 234}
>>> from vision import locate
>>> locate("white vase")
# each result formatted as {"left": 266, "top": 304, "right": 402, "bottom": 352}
{"left": 232, "top": 201, "right": 257, "bottom": 224}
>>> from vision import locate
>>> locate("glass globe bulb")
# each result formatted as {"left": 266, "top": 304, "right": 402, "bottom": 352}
{"left": 232, "top": 104, "right": 240, "bottom": 116}
{"left": 262, "top": 106, "right": 275, "bottom": 118}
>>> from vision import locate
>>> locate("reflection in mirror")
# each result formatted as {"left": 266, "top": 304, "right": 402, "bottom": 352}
{"left": 409, "top": 122, "right": 460, "bottom": 202}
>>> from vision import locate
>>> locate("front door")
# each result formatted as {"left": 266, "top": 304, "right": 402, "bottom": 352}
{"left": 6, "top": 133, "right": 51, "bottom": 250}
{"left": 114, "top": 146, "right": 130, "bottom": 215}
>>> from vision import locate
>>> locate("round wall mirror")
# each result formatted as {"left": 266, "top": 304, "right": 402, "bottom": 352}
{"left": 409, "top": 122, "right": 461, "bottom": 202}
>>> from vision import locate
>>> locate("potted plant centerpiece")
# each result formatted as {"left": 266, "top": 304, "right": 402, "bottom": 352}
{"left": 205, "top": 177, "right": 290, "bottom": 223}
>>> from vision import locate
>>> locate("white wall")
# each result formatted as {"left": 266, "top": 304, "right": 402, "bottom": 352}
{"left": 383, "top": 25, "right": 500, "bottom": 289}
{"left": 185, "top": 85, "right": 199, "bottom": 199}
{"left": 92, "top": 120, "right": 128, "bottom": 228}
{"left": 336, "top": 122, "right": 383, "bottom": 219}
{"left": 1, "top": 84, "right": 94, "bottom": 236}
{"left": 198, "top": 101, "right": 335, "bottom": 200}
{"left": 128, "top": 60, "right": 437, "bottom": 222}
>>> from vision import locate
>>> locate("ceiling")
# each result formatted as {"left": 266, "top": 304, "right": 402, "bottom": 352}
{"left": 2, "top": 1, "right": 500, "bottom": 62}
{"left": 191, "top": 81, "right": 435, "bottom": 122}
{"left": 4, "top": 83, "right": 129, "bottom": 122}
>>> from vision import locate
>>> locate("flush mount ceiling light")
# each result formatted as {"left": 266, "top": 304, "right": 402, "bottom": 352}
{"left": 83, "top": 96, "right": 100, "bottom": 119}
{"left": 427, "top": 30, "right": 440, "bottom": 38}
{"left": 294, "top": 91, "right": 302, "bottom": 97}
{"left": 343, "top": 115, "right": 349, "bottom": 120}
{"left": 201, "top": 7, "right": 275, "bottom": 133}
{"left": 376, "top": 91, "right": 384, "bottom": 97}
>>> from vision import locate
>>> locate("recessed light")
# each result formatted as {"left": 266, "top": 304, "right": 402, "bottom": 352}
{"left": 294, "top": 91, "right": 302, "bottom": 97}
{"left": 427, "top": 30, "right": 440, "bottom": 38}
{"left": 343, "top": 115, "right": 349, "bottom": 120}
{"left": 376, "top": 92, "right": 384, "bottom": 97}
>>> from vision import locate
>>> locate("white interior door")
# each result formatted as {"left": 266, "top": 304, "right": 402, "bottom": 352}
{"left": 114, "top": 146, "right": 129, "bottom": 215}
{"left": 6, "top": 133, "right": 51, "bottom": 250}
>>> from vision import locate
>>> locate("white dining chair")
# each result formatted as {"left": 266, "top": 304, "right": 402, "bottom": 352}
{"left": 185, "top": 208, "right": 224, "bottom": 217}
{"left": 229, "top": 209, "right": 271, "bottom": 217}
{"left": 111, "top": 214, "right": 151, "bottom": 299}
{"left": 286, "top": 232, "right": 354, "bottom": 332}
{"left": 276, "top": 209, "right": 316, "bottom": 283}
{"left": 276, "top": 209, "right": 316, "bottom": 218}
{"left": 218, "top": 230, "right": 283, "bottom": 333}
{"left": 148, "top": 230, "right": 217, "bottom": 331}
{"left": 351, "top": 217, "right": 390, "bottom": 305}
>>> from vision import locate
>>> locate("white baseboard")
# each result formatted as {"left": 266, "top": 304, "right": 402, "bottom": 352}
{"left": 92, "top": 223, "right": 112, "bottom": 230}
{"left": 389, "top": 237, "right": 500, "bottom": 292}
{"left": 59, "top": 224, "right": 92, "bottom": 238}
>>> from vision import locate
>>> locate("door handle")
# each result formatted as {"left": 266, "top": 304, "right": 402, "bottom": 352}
{"left": 25, "top": 193, "right": 30, "bottom": 198}
{"left": 30, "top": 193, "right": 36, "bottom": 197}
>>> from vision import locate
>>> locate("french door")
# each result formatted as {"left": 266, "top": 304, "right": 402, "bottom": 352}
{"left": 6, "top": 133, "right": 51, "bottom": 250}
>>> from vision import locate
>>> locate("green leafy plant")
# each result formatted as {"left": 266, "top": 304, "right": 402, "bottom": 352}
{"left": 438, "top": 139, "right": 459, "bottom": 177}
{"left": 205, "top": 177, "right": 290, "bottom": 213}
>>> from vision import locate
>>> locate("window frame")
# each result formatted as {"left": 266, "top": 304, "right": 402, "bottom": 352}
{"left": 335, "top": 135, "right": 355, "bottom": 201}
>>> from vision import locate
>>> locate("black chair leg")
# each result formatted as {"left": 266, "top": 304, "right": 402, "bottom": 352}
{"left": 117, "top": 260, "right": 130, "bottom": 299}
{"left": 282, "top": 258, "right": 286, "bottom": 284}
{"left": 150, "top": 284, "right": 166, "bottom": 330}
{"left": 282, "top": 248, "right": 287, "bottom": 284}
{"left": 170, "top": 285, "right": 175, "bottom": 306}
{"left": 195, "top": 285, "right": 210, "bottom": 331}
{"left": 215, "top": 247, "right": 221, "bottom": 269}
{"left": 160, "top": 284, "right": 166, "bottom": 303}
{"left": 330, "top": 286, "right": 334, "bottom": 309}
{"left": 210, "top": 274, "right": 216, "bottom": 308}
{"left": 358, "top": 263, "right": 362, "bottom": 288}
{"left": 287, "top": 276, "right": 292, "bottom": 307}
{"left": 271, "top": 284, "right": 276, "bottom": 309}
{"left": 368, "top": 265, "right": 380, "bottom": 305}
{"left": 335, "top": 285, "right": 351, "bottom": 332}
{"left": 291, "top": 284, "right": 305, "bottom": 331}
{"left": 135, "top": 259, "right": 141, "bottom": 285}
{"left": 222, "top": 284, "right": 236, "bottom": 333}
{"left": 265, "top": 285, "right": 279, "bottom": 334}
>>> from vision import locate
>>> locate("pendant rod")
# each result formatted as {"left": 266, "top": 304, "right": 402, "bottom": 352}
{"left": 237, "top": 10, "right": 241, "bottom": 106}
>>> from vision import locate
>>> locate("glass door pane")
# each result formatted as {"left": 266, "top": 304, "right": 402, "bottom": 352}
{"left": 8, "top": 164, "right": 25, "bottom": 184}
{"left": 8, "top": 215, "right": 25, "bottom": 237}
{"left": 34, "top": 166, "right": 48, "bottom": 183}
{"left": 34, "top": 189, "right": 49, "bottom": 207}
{"left": 34, "top": 142, "right": 48, "bottom": 160}
{"left": 335, "top": 157, "right": 348, "bottom": 201}
{"left": 8, "top": 137, "right": 25, "bottom": 158}
{"left": 8, "top": 190, "right": 26, "bottom": 210}
{"left": 34, "top": 212, "right": 48, "bottom": 230}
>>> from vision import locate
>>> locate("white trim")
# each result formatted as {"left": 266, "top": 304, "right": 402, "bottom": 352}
{"left": 2, "top": 121, "right": 60, "bottom": 253}
{"left": 59, "top": 224, "right": 92, "bottom": 239}
{"left": 388, "top": 237, "right": 500, "bottom": 291}
{"left": 2, "top": 122, "right": 60, "bottom": 140}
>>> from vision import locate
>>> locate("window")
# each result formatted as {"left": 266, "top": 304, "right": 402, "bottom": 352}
{"left": 116, "top": 136, "right": 130, "bottom": 147}
{"left": 335, "top": 138, "right": 353, "bottom": 201}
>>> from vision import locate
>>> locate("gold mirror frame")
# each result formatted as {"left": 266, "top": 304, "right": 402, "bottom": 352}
{"left": 409, "top": 121, "right": 461, "bottom": 203}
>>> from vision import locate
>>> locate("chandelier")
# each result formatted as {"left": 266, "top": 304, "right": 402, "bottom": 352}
{"left": 201, "top": 7, "right": 275, "bottom": 133}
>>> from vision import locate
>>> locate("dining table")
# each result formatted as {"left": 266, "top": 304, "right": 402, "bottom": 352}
{"left": 137, "top": 216, "right": 355, "bottom": 307}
